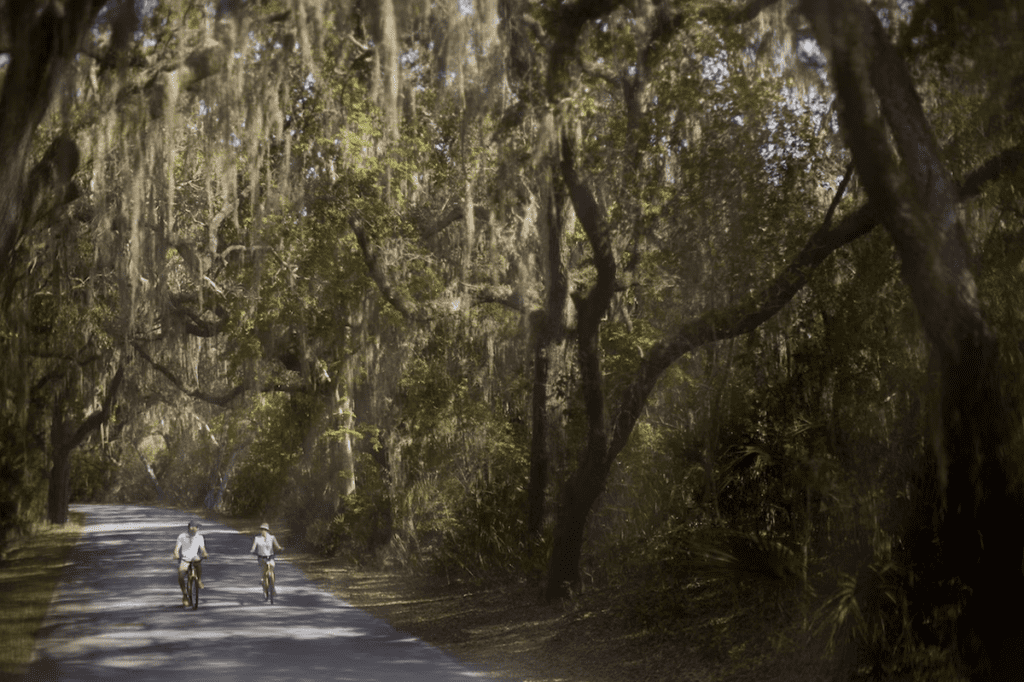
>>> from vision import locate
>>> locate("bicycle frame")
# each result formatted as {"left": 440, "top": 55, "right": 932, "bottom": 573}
{"left": 258, "top": 554, "right": 276, "bottom": 604}
{"left": 181, "top": 558, "right": 201, "bottom": 610}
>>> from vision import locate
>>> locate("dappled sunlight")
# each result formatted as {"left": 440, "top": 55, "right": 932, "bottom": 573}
{"left": 27, "top": 505, "right": 487, "bottom": 681}
{"left": 84, "top": 522, "right": 182, "bottom": 534}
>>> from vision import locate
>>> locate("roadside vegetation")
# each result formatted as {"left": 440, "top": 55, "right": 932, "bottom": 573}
{"left": 0, "top": 515, "right": 83, "bottom": 680}
{"left": 211, "top": 508, "right": 947, "bottom": 681}
{"left": 5, "top": 504, "right": 962, "bottom": 682}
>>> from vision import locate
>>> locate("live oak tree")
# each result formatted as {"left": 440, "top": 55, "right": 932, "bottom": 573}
{"left": 0, "top": 0, "right": 331, "bottom": 529}
{"left": 4, "top": 3, "right": 1024, "bottom": 677}
{"left": 5, "top": 11, "right": 87, "bottom": 526}
{"left": 530, "top": 0, "right": 850, "bottom": 600}
{"left": 526, "top": 1, "right": 1024, "bottom": 678}
{"left": 520, "top": 1, "right": 1024, "bottom": 625}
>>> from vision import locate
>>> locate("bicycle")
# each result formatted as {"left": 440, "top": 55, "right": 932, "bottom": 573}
{"left": 257, "top": 554, "right": 276, "bottom": 604}
{"left": 181, "top": 558, "right": 201, "bottom": 610}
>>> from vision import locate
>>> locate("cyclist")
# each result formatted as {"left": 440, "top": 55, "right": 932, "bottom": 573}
{"left": 250, "top": 522, "right": 283, "bottom": 600}
{"left": 173, "top": 520, "right": 209, "bottom": 606}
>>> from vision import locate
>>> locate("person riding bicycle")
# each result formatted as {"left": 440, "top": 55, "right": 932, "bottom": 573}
{"left": 250, "top": 522, "right": 283, "bottom": 599}
{"left": 173, "top": 520, "right": 209, "bottom": 606}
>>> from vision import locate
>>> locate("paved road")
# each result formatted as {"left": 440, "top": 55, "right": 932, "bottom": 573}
{"left": 27, "top": 504, "right": 490, "bottom": 681}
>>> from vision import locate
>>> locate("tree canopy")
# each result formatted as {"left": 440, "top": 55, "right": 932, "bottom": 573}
{"left": 3, "top": 0, "right": 1024, "bottom": 678}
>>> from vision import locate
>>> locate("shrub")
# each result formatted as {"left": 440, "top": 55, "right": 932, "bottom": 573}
{"left": 431, "top": 446, "right": 535, "bottom": 581}
{"left": 817, "top": 560, "right": 961, "bottom": 679}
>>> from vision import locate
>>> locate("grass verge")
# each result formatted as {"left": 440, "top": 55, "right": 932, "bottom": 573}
{"left": 0, "top": 514, "right": 84, "bottom": 680}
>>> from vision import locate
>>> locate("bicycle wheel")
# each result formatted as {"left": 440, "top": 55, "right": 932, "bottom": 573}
{"left": 190, "top": 570, "right": 199, "bottom": 610}
{"left": 268, "top": 568, "right": 275, "bottom": 605}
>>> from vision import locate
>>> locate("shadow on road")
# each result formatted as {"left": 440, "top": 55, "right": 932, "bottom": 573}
{"left": 26, "top": 504, "right": 490, "bottom": 681}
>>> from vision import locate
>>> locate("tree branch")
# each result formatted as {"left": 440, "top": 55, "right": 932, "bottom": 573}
{"left": 69, "top": 364, "right": 125, "bottom": 451}
{"left": 349, "top": 217, "right": 420, "bottom": 320}
{"left": 560, "top": 131, "right": 618, "bottom": 458}
{"left": 608, "top": 139, "right": 1018, "bottom": 456}
{"left": 469, "top": 285, "right": 525, "bottom": 312}
{"left": 419, "top": 204, "right": 493, "bottom": 241}
{"left": 133, "top": 343, "right": 246, "bottom": 406}
{"left": 561, "top": 133, "right": 617, "bottom": 317}
{"left": 959, "top": 143, "right": 1024, "bottom": 201}
{"left": 579, "top": 59, "right": 620, "bottom": 87}
{"left": 725, "top": 0, "right": 786, "bottom": 25}
{"left": 168, "top": 292, "right": 230, "bottom": 338}
{"left": 546, "top": 0, "right": 629, "bottom": 100}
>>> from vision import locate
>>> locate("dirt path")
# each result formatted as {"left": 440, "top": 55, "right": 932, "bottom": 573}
{"left": 26, "top": 504, "right": 489, "bottom": 681}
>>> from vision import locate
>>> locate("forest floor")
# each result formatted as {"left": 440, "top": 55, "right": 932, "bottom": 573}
{"left": 289, "top": 559, "right": 815, "bottom": 682}
{"left": 289, "top": 556, "right": 839, "bottom": 682}
{"left": 212, "top": 509, "right": 837, "bottom": 681}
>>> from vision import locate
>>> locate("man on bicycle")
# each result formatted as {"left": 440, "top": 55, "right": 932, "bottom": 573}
{"left": 173, "top": 520, "right": 209, "bottom": 606}
{"left": 250, "top": 522, "right": 283, "bottom": 600}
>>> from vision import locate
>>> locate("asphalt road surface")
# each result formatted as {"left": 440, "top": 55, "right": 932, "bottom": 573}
{"left": 26, "top": 504, "right": 490, "bottom": 681}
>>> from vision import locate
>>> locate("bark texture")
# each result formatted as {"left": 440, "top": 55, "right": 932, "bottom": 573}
{"left": 47, "top": 366, "right": 124, "bottom": 524}
{"left": 0, "top": 0, "right": 104, "bottom": 295}
{"left": 801, "top": 0, "right": 1024, "bottom": 677}
{"left": 527, "top": 157, "right": 570, "bottom": 538}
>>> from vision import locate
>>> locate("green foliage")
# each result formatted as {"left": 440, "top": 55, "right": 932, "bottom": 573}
{"left": 602, "top": 317, "right": 660, "bottom": 400}
{"left": 224, "top": 395, "right": 308, "bottom": 517}
{"left": 821, "top": 562, "right": 911, "bottom": 670}
{"left": 613, "top": 517, "right": 804, "bottom": 636}
{"left": 325, "top": 490, "right": 394, "bottom": 562}
{"left": 0, "top": 424, "right": 48, "bottom": 549}
{"left": 155, "top": 435, "right": 216, "bottom": 508}
{"left": 283, "top": 448, "right": 393, "bottom": 559}
{"left": 431, "top": 440, "right": 534, "bottom": 580}
{"left": 68, "top": 444, "right": 120, "bottom": 502}
{"left": 817, "top": 561, "right": 961, "bottom": 679}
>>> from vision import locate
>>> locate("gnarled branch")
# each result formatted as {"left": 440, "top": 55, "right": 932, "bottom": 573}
{"left": 133, "top": 343, "right": 246, "bottom": 407}
{"left": 609, "top": 139, "right": 1021, "bottom": 456}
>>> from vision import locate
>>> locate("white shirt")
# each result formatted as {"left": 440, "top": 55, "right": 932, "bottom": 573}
{"left": 175, "top": 531, "right": 206, "bottom": 561}
{"left": 251, "top": 533, "right": 280, "bottom": 557}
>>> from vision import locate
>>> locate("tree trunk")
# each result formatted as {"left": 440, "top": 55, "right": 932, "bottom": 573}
{"left": 47, "top": 419, "right": 74, "bottom": 525}
{"left": 0, "top": 0, "right": 103, "bottom": 290}
{"left": 545, "top": 455, "right": 613, "bottom": 598}
{"left": 544, "top": 133, "right": 618, "bottom": 599}
{"left": 528, "top": 332, "right": 571, "bottom": 539}
{"left": 801, "top": 1, "right": 1024, "bottom": 676}
{"left": 528, "top": 325, "right": 552, "bottom": 538}
{"left": 340, "top": 363, "right": 357, "bottom": 497}
{"left": 527, "top": 157, "right": 570, "bottom": 538}
{"left": 45, "top": 366, "right": 124, "bottom": 524}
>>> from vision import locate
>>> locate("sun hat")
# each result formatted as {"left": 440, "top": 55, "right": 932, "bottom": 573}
{"left": 260, "top": 523, "right": 270, "bottom": 531}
